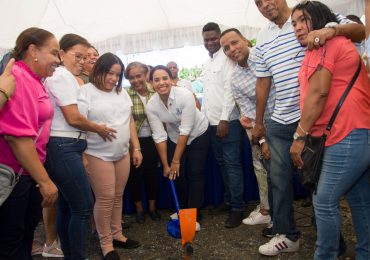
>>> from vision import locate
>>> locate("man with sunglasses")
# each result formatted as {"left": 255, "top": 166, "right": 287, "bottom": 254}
{"left": 252, "top": 0, "right": 365, "bottom": 256}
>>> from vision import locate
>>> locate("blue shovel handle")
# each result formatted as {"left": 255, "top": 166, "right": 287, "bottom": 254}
{"left": 170, "top": 179, "right": 180, "bottom": 213}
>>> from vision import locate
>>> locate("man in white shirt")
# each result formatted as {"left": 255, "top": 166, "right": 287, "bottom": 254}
{"left": 167, "top": 61, "right": 193, "bottom": 92}
{"left": 201, "top": 22, "right": 244, "bottom": 228}
{"left": 252, "top": 0, "right": 365, "bottom": 256}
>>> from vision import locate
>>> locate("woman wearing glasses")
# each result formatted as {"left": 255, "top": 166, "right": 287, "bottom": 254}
{"left": 45, "top": 34, "right": 116, "bottom": 259}
{"left": 290, "top": 2, "right": 370, "bottom": 259}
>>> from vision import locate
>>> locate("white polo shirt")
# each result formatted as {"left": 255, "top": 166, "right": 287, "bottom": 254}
{"left": 146, "top": 87, "right": 208, "bottom": 145}
{"left": 256, "top": 14, "right": 356, "bottom": 125}
{"left": 201, "top": 48, "right": 239, "bottom": 125}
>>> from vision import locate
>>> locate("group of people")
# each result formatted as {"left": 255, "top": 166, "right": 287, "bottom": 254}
{"left": 0, "top": 0, "right": 370, "bottom": 259}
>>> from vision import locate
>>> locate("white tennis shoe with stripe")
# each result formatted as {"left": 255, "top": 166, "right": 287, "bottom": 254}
{"left": 258, "top": 234, "right": 299, "bottom": 256}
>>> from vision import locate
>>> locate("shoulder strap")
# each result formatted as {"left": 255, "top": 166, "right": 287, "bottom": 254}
{"left": 327, "top": 56, "right": 362, "bottom": 131}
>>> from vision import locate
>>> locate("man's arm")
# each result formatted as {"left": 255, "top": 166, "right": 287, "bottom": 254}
{"left": 251, "top": 77, "right": 272, "bottom": 143}
{"left": 307, "top": 22, "right": 365, "bottom": 50}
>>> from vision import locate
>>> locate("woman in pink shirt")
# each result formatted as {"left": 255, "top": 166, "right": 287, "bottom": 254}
{"left": 290, "top": 2, "right": 370, "bottom": 259}
{"left": 0, "top": 27, "right": 59, "bottom": 259}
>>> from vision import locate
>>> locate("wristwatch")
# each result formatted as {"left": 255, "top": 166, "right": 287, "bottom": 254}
{"left": 293, "top": 132, "right": 307, "bottom": 141}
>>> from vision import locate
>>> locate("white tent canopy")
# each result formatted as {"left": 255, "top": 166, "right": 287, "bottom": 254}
{"left": 0, "top": 0, "right": 364, "bottom": 55}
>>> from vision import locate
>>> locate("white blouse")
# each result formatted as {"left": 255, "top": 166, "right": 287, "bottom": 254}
{"left": 146, "top": 87, "right": 208, "bottom": 145}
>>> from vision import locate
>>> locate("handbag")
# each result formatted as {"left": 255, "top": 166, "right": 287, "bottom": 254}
{"left": 0, "top": 164, "right": 21, "bottom": 206}
{"left": 0, "top": 126, "right": 45, "bottom": 206}
{"left": 299, "top": 56, "right": 362, "bottom": 192}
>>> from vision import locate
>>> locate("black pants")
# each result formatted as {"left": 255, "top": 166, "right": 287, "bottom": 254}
{"left": 168, "top": 128, "right": 210, "bottom": 209}
{"left": 0, "top": 175, "right": 42, "bottom": 260}
{"left": 129, "top": 137, "right": 159, "bottom": 203}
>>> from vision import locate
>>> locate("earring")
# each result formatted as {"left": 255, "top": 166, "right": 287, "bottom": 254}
{"left": 34, "top": 58, "right": 38, "bottom": 62}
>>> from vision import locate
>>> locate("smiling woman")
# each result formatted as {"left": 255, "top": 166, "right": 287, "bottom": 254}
{"left": 44, "top": 33, "right": 117, "bottom": 260}
{"left": 0, "top": 27, "right": 59, "bottom": 259}
{"left": 79, "top": 53, "right": 142, "bottom": 259}
{"left": 146, "top": 65, "right": 210, "bottom": 230}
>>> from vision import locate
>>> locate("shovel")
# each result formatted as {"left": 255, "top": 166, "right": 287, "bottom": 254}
{"left": 166, "top": 179, "right": 196, "bottom": 259}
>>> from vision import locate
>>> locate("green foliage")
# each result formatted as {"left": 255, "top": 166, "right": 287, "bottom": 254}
{"left": 179, "top": 66, "right": 202, "bottom": 81}
{"left": 250, "top": 38, "right": 256, "bottom": 47}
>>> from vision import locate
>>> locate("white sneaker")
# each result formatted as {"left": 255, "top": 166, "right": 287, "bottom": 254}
{"left": 258, "top": 234, "right": 299, "bottom": 256}
{"left": 243, "top": 211, "right": 271, "bottom": 225}
{"left": 195, "top": 222, "right": 201, "bottom": 232}
{"left": 42, "top": 239, "right": 64, "bottom": 258}
{"left": 248, "top": 205, "right": 261, "bottom": 218}
{"left": 169, "top": 212, "right": 178, "bottom": 220}
{"left": 170, "top": 212, "right": 200, "bottom": 231}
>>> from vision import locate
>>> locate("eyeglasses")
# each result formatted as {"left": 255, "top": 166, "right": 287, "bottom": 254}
{"left": 292, "top": 46, "right": 327, "bottom": 69}
{"left": 69, "top": 52, "right": 87, "bottom": 62}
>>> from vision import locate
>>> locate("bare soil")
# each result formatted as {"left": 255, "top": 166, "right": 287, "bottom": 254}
{"left": 33, "top": 199, "right": 356, "bottom": 260}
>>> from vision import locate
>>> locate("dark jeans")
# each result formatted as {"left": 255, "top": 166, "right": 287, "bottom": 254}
{"left": 129, "top": 137, "right": 159, "bottom": 203}
{"left": 0, "top": 175, "right": 42, "bottom": 260}
{"left": 46, "top": 137, "right": 93, "bottom": 260}
{"left": 210, "top": 120, "right": 244, "bottom": 211}
{"left": 168, "top": 128, "right": 210, "bottom": 209}
{"left": 265, "top": 118, "right": 300, "bottom": 241}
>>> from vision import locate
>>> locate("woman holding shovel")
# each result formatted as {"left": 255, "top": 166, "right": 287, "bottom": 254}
{"left": 146, "top": 65, "right": 210, "bottom": 230}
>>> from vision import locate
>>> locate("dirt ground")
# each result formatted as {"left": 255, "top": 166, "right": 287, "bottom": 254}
{"left": 33, "top": 199, "right": 357, "bottom": 260}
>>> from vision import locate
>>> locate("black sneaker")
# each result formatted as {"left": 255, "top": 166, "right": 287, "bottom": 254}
{"left": 209, "top": 203, "right": 231, "bottom": 215}
{"left": 224, "top": 211, "right": 243, "bottom": 228}
{"left": 262, "top": 222, "right": 275, "bottom": 238}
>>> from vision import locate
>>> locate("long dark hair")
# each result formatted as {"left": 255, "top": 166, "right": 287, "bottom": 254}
{"left": 90, "top": 52, "right": 125, "bottom": 94}
{"left": 292, "top": 1, "right": 338, "bottom": 31}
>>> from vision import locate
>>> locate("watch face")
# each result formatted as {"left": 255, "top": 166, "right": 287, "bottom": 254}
{"left": 293, "top": 132, "right": 299, "bottom": 140}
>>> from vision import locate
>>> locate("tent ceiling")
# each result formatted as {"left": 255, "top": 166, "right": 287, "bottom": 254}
{"left": 0, "top": 0, "right": 364, "bottom": 53}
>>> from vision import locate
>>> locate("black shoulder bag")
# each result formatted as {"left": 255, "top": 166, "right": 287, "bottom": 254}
{"left": 299, "top": 56, "right": 362, "bottom": 192}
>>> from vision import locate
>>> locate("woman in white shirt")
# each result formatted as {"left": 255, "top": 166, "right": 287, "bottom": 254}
{"left": 45, "top": 34, "right": 116, "bottom": 260}
{"left": 79, "top": 53, "right": 142, "bottom": 259}
{"left": 146, "top": 65, "right": 210, "bottom": 228}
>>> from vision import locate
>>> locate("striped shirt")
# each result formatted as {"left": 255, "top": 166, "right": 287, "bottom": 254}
{"left": 230, "top": 48, "right": 275, "bottom": 122}
{"left": 256, "top": 14, "right": 355, "bottom": 125}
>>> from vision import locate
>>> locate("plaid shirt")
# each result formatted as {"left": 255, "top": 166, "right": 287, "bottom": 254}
{"left": 127, "top": 86, "right": 155, "bottom": 132}
{"left": 230, "top": 48, "right": 275, "bottom": 122}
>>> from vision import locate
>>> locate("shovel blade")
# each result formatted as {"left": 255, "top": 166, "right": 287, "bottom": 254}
{"left": 179, "top": 208, "right": 197, "bottom": 246}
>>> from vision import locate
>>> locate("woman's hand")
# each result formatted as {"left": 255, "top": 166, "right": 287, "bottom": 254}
{"left": 162, "top": 164, "right": 170, "bottom": 178}
{"left": 97, "top": 124, "right": 117, "bottom": 141}
{"left": 132, "top": 150, "right": 143, "bottom": 168}
{"left": 261, "top": 142, "right": 271, "bottom": 160}
{"left": 38, "top": 180, "right": 58, "bottom": 208}
{"left": 169, "top": 161, "right": 180, "bottom": 180}
{"left": 290, "top": 140, "right": 306, "bottom": 169}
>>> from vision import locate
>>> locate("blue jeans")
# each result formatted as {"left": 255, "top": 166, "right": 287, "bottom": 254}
{"left": 265, "top": 119, "right": 300, "bottom": 241}
{"left": 210, "top": 120, "right": 244, "bottom": 211}
{"left": 0, "top": 175, "right": 41, "bottom": 260}
{"left": 313, "top": 129, "right": 370, "bottom": 260}
{"left": 46, "top": 137, "right": 93, "bottom": 260}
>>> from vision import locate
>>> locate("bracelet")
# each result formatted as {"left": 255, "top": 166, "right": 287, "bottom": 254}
{"left": 258, "top": 138, "right": 266, "bottom": 145}
{"left": 298, "top": 122, "right": 308, "bottom": 135}
{"left": 0, "top": 88, "right": 10, "bottom": 102}
{"left": 134, "top": 148, "right": 141, "bottom": 151}
{"left": 172, "top": 160, "right": 180, "bottom": 164}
